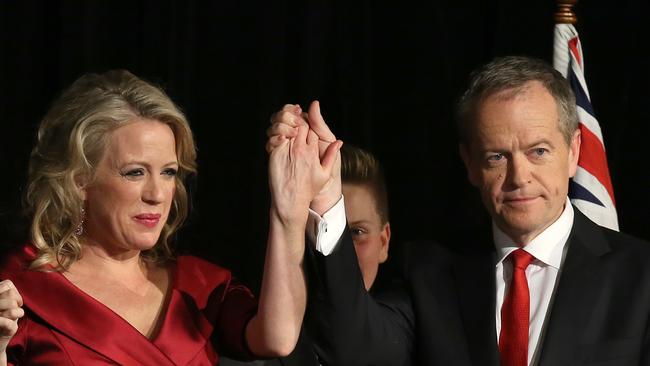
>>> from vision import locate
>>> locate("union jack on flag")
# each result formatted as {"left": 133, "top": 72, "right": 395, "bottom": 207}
{"left": 553, "top": 23, "right": 619, "bottom": 231}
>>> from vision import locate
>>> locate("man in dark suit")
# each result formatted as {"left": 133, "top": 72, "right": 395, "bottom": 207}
{"left": 267, "top": 56, "right": 650, "bottom": 365}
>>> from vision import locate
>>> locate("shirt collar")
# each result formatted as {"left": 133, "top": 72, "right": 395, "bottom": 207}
{"left": 494, "top": 197, "right": 574, "bottom": 269}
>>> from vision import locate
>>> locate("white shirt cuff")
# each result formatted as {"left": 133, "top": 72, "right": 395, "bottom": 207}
{"left": 306, "top": 196, "right": 347, "bottom": 256}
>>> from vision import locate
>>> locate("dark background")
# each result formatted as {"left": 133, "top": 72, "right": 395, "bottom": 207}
{"left": 1, "top": 0, "right": 648, "bottom": 292}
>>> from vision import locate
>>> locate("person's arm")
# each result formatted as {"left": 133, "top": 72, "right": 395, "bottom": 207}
{"left": 245, "top": 117, "right": 342, "bottom": 357}
{"left": 304, "top": 225, "right": 414, "bottom": 366}
{"left": 0, "top": 280, "right": 24, "bottom": 366}
{"left": 268, "top": 101, "right": 414, "bottom": 365}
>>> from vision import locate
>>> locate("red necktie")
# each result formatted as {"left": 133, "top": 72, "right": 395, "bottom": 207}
{"left": 499, "top": 249, "right": 535, "bottom": 366}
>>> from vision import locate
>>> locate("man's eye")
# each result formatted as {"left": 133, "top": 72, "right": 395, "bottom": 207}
{"left": 487, "top": 153, "right": 504, "bottom": 162}
{"left": 528, "top": 147, "right": 549, "bottom": 159}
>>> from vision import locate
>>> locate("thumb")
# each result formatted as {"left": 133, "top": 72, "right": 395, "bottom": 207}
{"left": 320, "top": 140, "right": 343, "bottom": 174}
{"left": 307, "top": 100, "right": 336, "bottom": 142}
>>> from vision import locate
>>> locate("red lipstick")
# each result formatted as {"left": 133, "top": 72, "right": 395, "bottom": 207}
{"left": 134, "top": 213, "right": 161, "bottom": 228}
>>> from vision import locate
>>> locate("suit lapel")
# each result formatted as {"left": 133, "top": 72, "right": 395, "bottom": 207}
{"left": 455, "top": 248, "right": 500, "bottom": 366}
{"left": 536, "top": 209, "right": 610, "bottom": 366}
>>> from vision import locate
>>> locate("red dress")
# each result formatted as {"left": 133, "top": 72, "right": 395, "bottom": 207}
{"left": 0, "top": 245, "right": 258, "bottom": 365}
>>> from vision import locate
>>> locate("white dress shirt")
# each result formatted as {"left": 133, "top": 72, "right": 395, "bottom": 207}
{"left": 306, "top": 196, "right": 347, "bottom": 256}
{"left": 494, "top": 198, "right": 573, "bottom": 366}
{"left": 309, "top": 196, "right": 575, "bottom": 366}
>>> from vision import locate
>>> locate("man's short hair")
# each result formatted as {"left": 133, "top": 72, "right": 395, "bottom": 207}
{"left": 341, "top": 145, "right": 389, "bottom": 225}
{"left": 457, "top": 55, "right": 579, "bottom": 145}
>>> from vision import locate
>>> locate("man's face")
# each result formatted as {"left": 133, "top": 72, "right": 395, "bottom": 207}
{"left": 460, "top": 81, "right": 580, "bottom": 244}
{"left": 343, "top": 183, "right": 390, "bottom": 290}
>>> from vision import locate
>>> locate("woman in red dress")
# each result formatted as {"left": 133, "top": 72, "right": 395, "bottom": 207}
{"left": 0, "top": 70, "right": 341, "bottom": 365}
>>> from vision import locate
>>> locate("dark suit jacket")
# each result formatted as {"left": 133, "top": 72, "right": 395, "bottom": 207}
{"left": 305, "top": 208, "right": 650, "bottom": 365}
{"left": 269, "top": 280, "right": 406, "bottom": 366}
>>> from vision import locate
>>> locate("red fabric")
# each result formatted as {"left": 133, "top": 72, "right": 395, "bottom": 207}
{"left": 0, "top": 244, "right": 258, "bottom": 365}
{"left": 568, "top": 37, "right": 582, "bottom": 67}
{"left": 577, "top": 123, "right": 616, "bottom": 205}
{"left": 499, "top": 249, "right": 535, "bottom": 366}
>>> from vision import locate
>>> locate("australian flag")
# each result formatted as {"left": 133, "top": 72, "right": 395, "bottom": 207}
{"left": 553, "top": 23, "right": 619, "bottom": 231}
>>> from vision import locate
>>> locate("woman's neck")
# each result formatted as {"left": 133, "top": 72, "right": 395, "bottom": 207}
{"left": 66, "top": 240, "right": 154, "bottom": 292}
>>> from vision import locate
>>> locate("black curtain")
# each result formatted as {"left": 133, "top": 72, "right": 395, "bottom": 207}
{"left": 2, "top": 0, "right": 649, "bottom": 292}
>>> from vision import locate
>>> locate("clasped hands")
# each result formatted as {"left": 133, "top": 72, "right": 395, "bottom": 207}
{"left": 267, "top": 101, "right": 343, "bottom": 226}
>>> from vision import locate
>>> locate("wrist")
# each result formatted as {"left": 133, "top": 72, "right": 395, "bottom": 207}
{"left": 268, "top": 206, "right": 308, "bottom": 263}
{"left": 269, "top": 205, "right": 308, "bottom": 233}
{"left": 310, "top": 188, "right": 342, "bottom": 216}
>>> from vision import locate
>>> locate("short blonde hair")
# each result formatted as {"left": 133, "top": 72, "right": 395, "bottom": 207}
{"left": 26, "top": 70, "right": 197, "bottom": 270}
{"left": 340, "top": 145, "right": 389, "bottom": 225}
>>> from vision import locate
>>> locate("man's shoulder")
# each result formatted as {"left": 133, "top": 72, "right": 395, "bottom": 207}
{"left": 601, "top": 226, "right": 650, "bottom": 259}
{"left": 573, "top": 210, "right": 650, "bottom": 257}
{"left": 569, "top": 220, "right": 650, "bottom": 311}
{"left": 601, "top": 224, "right": 649, "bottom": 246}
{"left": 572, "top": 215, "right": 650, "bottom": 282}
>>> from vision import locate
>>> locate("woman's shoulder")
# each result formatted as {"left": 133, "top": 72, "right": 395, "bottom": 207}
{"left": 172, "top": 255, "right": 241, "bottom": 309}
{"left": 0, "top": 243, "right": 37, "bottom": 278}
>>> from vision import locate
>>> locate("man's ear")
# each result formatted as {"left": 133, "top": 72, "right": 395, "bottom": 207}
{"left": 379, "top": 222, "right": 391, "bottom": 263}
{"left": 459, "top": 143, "right": 479, "bottom": 186}
{"left": 568, "top": 128, "right": 581, "bottom": 178}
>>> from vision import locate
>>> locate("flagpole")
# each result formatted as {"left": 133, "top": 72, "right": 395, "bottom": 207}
{"left": 554, "top": 0, "right": 578, "bottom": 24}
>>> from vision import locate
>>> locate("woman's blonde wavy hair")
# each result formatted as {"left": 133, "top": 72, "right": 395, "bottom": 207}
{"left": 26, "top": 70, "right": 197, "bottom": 271}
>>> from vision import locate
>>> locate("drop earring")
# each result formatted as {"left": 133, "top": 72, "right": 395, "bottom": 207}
{"left": 74, "top": 207, "right": 85, "bottom": 236}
